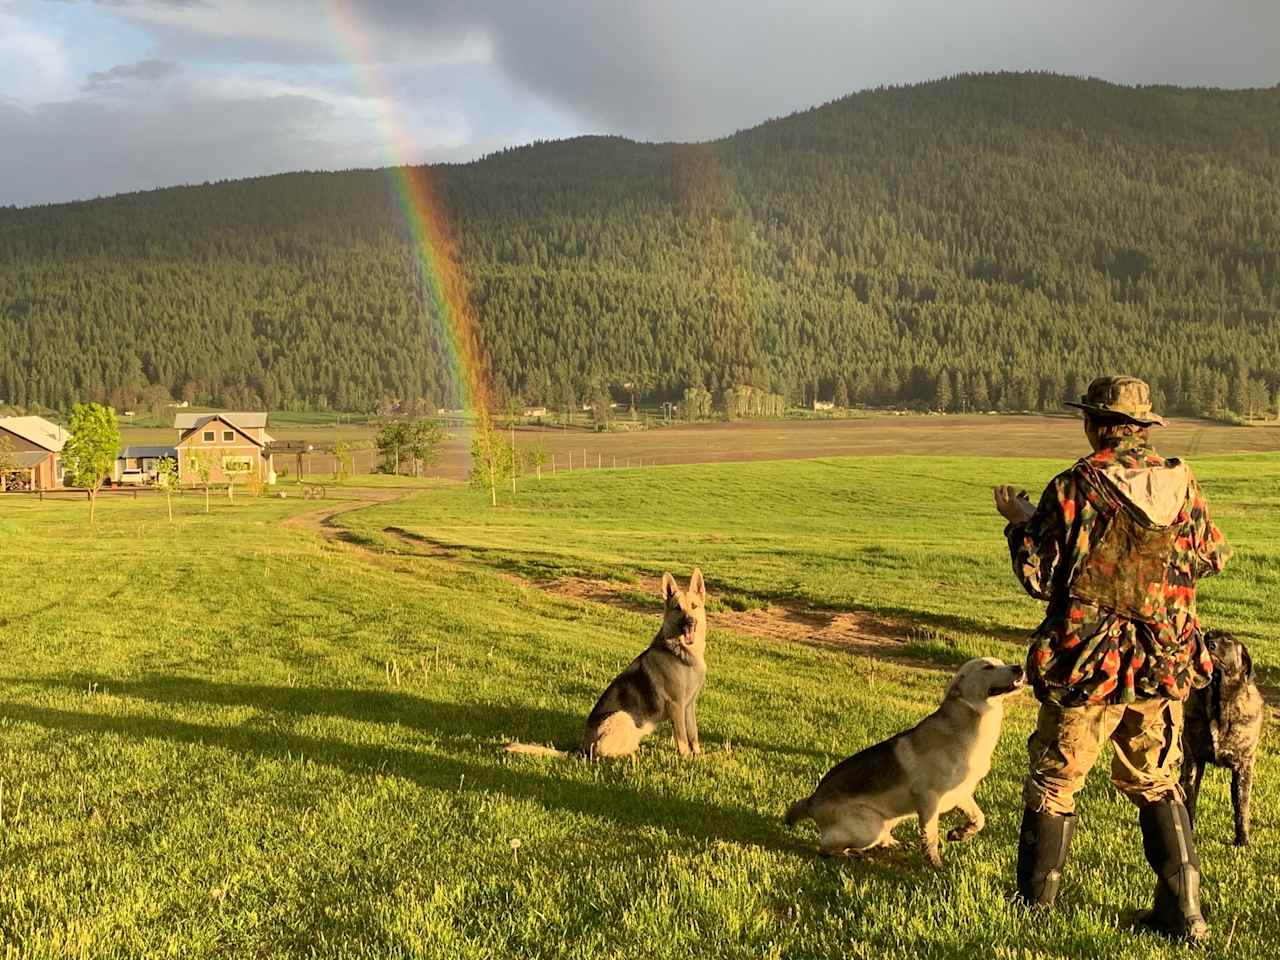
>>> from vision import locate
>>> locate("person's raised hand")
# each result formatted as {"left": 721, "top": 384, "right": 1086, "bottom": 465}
{"left": 994, "top": 485, "right": 1035, "bottom": 525}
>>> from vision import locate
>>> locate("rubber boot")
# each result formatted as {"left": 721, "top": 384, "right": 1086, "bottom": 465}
{"left": 1138, "top": 798, "right": 1209, "bottom": 945}
{"left": 1015, "top": 808, "right": 1076, "bottom": 906}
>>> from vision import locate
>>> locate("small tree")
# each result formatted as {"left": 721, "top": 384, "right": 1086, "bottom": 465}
{"left": 405, "top": 419, "right": 445, "bottom": 477}
{"left": 375, "top": 420, "right": 411, "bottom": 475}
{"left": 220, "top": 449, "right": 253, "bottom": 504}
{"left": 0, "top": 435, "right": 15, "bottom": 492}
{"left": 332, "top": 441, "right": 354, "bottom": 482}
{"left": 469, "top": 417, "right": 516, "bottom": 507}
{"left": 524, "top": 442, "right": 550, "bottom": 480}
{"left": 186, "top": 449, "right": 214, "bottom": 514}
{"left": 155, "top": 455, "right": 179, "bottom": 522}
{"left": 62, "top": 402, "right": 121, "bottom": 524}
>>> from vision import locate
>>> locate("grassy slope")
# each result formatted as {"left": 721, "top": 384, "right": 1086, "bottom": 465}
{"left": 345, "top": 454, "right": 1280, "bottom": 669}
{"left": 0, "top": 455, "right": 1275, "bottom": 959}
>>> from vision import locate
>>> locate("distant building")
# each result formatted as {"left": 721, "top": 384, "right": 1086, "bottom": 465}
{"left": 0, "top": 415, "right": 68, "bottom": 490}
{"left": 113, "top": 445, "right": 178, "bottom": 484}
{"left": 814, "top": 400, "right": 835, "bottom": 411}
{"left": 173, "top": 412, "right": 275, "bottom": 485}
{"left": 524, "top": 406, "right": 548, "bottom": 418}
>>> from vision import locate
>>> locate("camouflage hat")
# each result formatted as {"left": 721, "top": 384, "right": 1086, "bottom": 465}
{"left": 1065, "top": 375, "right": 1167, "bottom": 426}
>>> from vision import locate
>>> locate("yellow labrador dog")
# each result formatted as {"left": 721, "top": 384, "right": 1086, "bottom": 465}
{"left": 786, "top": 657, "right": 1024, "bottom": 867}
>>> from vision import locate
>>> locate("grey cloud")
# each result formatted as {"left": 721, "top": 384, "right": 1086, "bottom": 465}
{"left": 8, "top": 0, "right": 1280, "bottom": 205}
{"left": 90, "top": 1, "right": 1280, "bottom": 143}
{"left": 0, "top": 90, "right": 372, "bottom": 205}
{"left": 82, "top": 58, "right": 179, "bottom": 92}
{"left": 474, "top": 0, "right": 1280, "bottom": 141}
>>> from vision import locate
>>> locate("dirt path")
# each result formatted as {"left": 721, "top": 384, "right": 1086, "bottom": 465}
{"left": 377, "top": 526, "right": 947, "bottom": 668}
{"left": 280, "top": 488, "right": 407, "bottom": 540}
{"left": 303, "top": 514, "right": 1280, "bottom": 704}
{"left": 540, "top": 574, "right": 945, "bottom": 668}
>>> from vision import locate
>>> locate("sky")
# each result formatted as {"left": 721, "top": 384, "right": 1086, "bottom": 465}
{"left": 2, "top": 0, "right": 1278, "bottom": 207}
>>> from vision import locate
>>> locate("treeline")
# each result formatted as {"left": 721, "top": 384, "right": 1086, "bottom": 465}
{"left": 2, "top": 72, "right": 1279, "bottom": 419}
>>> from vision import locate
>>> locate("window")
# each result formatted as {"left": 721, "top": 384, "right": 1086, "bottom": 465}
{"left": 223, "top": 430, "right": 234, "bottom": 442}
{"left": 203, "top": 431, "right": 215, "bottom": 442}
{"left": 222, "top": 456, "right": 254, "bottom": 474}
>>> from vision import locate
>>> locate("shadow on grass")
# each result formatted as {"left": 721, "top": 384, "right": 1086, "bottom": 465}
{"left": 23, "top": 674, "right": 581, "bottom": 744}
{"left": 0, "top": 694, "right": 887, "bottom": 866}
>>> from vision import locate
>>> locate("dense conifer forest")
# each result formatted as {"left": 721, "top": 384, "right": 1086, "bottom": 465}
{"left": 2, "top": 72, "right": 1278, "bottom": 418}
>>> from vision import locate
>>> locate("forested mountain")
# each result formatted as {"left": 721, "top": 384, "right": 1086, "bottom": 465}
{"left": 3, "top": 72, "right": 1279, "bottom": 418}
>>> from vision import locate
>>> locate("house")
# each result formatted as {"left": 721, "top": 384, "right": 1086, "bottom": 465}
{"left": 113, "top": 446, "right": 178, "bottom": 484}
{"left": 0, "top": 415, "right": 68, "bottom": 490}
{"left": 523, "top": 406, "right": 548, "bottom": 418}
{"left": 813, "top": 400, "right": 835, "bottom": 411}
{"left": 173, "top": 412, "right": 275, "bottom": 486}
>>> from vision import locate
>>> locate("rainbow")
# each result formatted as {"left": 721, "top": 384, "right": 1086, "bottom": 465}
{"left": 323, "top": 0, "right": 492, "bottom": 421}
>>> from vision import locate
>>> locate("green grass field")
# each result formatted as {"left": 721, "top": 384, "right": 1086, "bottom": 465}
{"left": 1, "top": 454, "right": 1276, "bottom": 958}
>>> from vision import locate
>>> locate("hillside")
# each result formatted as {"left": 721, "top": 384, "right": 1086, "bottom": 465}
{"left": 2, "top": 72, "right": 1279, "bottom": 416}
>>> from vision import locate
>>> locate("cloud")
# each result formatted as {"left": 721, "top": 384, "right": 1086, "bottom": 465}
{"left": 82, "top": 57, "right": 179, "bottom": 92}
{"left": 3, "top": 0, "right": 1278, "bottom": 204}
{"left": 0, "top": 90, "right": 354, "bottom": 205}
{"left": 70, "top": 0, "right": 1280, "bottom": 145}
{"left": 0, "top": 6, "right": 74, "bottom": 104}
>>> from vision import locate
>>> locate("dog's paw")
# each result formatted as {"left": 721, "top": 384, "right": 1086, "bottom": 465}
{"left": 946, "top": 826, "right": 976, "bottom": 843}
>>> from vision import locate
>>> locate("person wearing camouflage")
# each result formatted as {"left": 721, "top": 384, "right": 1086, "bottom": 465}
{"left": 994, "top": 376, "right": 1231, "bottom": 945}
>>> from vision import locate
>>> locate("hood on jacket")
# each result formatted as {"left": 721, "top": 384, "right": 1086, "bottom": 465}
{"left": 1098, "top": 458, "right": 1190, "bottom": 527}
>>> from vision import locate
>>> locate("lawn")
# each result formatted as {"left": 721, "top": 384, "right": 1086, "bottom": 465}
{"left": 0, "top": 454, "right": 1275, "bottom": 959}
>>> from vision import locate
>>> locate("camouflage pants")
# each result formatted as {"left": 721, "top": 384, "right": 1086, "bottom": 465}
{"left": 1024, "top": 698, "right": 1184, "bottom": 815}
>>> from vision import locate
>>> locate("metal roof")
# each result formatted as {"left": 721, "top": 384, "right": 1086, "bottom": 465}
{"left": 173, "top": 412, "right": 269, "bottom": 430}
{"left": 118, "top": 446, "right": 177, "bottom": 460}
{"left": 0, "top": 416, "right": 69, "bottom": 452}
{"left": 6, "top": 450, "right": 50, "bottom": 468}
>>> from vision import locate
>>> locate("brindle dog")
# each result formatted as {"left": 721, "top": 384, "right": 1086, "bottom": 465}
{"left": 1181, "top": 630, "right": 1265, "bottom": 846}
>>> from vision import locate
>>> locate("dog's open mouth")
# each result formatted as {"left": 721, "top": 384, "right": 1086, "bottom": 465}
{"left": 681, "top": 625, "right": 697, "bottom": 646}
{"left": 990, "top": 672, "right": 1027, "bottom": 697}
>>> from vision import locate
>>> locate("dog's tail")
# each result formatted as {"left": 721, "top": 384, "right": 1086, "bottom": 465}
{"left": 784, "top": 797, "right": 813, "bottom": 826}
{"left": 504, "top": 742, "right": 571, "bottom": 758}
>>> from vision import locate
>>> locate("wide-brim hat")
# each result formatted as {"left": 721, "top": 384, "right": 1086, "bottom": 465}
{"left": 1065, "top": 375, "right": 1167, "bottom": 426}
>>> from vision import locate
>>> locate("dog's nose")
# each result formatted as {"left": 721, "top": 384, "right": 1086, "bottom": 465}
{"left": 1011, "top": 664, "right": 1024, "bottom": 679}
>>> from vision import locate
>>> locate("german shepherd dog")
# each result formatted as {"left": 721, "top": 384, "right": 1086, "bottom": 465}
{"left": 786, "top": 657, "right": 1024, "bottom": 867}
{"left": 506, "top": 569, "right": 708, "bottom": 759}
{"left": 1181, "top": 630, "right": 1265, "bottom": 846}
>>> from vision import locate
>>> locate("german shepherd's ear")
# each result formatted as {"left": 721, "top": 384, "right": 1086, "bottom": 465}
{"left": 688, "top": 567, "right": 706, "bottom": 601}
{"left": 662, "top": 572, "right": 679, "bottom": 604}
{"left": 1243, "top": 645, "right": 1254, "bottom": 682}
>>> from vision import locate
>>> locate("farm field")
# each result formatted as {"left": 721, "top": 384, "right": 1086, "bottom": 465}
{"left": 121, "top": 413, "right": 1280, "bottom": 481}
{"left": 0, "top": 452, "right": 1277, "bottom": 959}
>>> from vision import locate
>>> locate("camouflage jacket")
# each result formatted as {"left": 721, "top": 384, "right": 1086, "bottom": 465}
{"left": 1006, "top": 442, "right": 1231, "bottom": 706}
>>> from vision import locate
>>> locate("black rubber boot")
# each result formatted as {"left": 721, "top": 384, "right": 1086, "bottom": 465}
{"left": 1138, "top": 798, "right": 1210, "bottom": 945}
{"left": 1015, "top": 808, "right": 1076, "bottom": 906}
